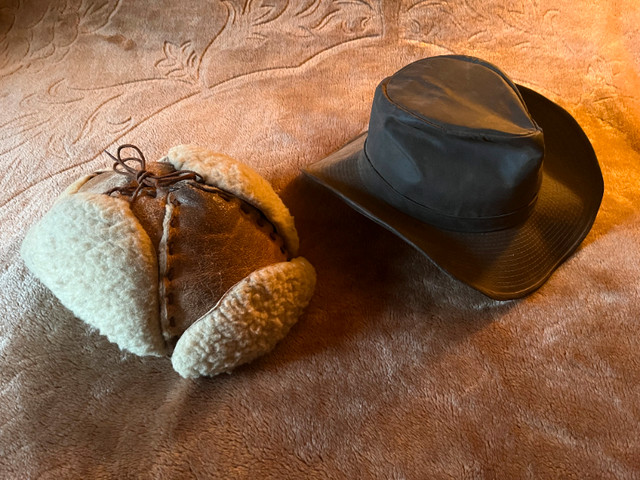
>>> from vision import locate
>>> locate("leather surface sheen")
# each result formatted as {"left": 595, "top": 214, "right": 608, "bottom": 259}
{"left": 78, "top": 163, "right": 287, "bottom": 349}
{"left": 364, "top": 55, "right": 545, "bottom": 232}
{"left": 163, "top": 182, "right": 287, "bottom": 345}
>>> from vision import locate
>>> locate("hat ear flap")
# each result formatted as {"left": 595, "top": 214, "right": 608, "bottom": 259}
{"left": 21, "top": 191, "right": 166, "bottom": 356}
{"left": 171, "top": 257, "right": 316, "bottom": 378}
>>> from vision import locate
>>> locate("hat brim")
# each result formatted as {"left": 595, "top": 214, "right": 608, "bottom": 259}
{"left": 302, "top": 86, "right": 604, "bottom": 300}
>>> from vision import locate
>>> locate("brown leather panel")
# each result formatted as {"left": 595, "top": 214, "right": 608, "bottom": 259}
{"left": 77, "top": 162, "right": 288, "bottom": 350}
{"left": 129, "top": 194, "right": 167, "bottom": 251}
{"left": 77, "top": 165, "right": 175, "bottom": 254}
{"left": 164, "top": 183, "right": 287, "bottom": 341}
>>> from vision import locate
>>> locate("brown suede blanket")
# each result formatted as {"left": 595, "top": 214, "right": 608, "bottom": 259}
{"left": 1, "top": 1, "right": 639, "bottom": 478}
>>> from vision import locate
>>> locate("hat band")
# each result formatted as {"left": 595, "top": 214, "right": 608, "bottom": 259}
{"left": 359, "top": 148, "right": 538, "bottom": 233}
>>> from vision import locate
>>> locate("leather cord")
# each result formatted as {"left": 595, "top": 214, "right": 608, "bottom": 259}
{"left": 105, "top": 144, "right": 203, "bottom": 202}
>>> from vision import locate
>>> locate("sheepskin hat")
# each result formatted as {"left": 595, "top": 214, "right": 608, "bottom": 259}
{"left": 21, "top": 145, "right": 316, "bottom": 378}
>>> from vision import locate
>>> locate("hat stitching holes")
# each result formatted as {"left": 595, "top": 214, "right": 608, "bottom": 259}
{"left": 158, "top": 193, "right": 180, "bottom": 350}
{"left": 233, "top": 194, "right": 290, "bottom": 258}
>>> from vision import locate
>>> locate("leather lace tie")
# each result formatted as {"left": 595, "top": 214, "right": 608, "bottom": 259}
{"left": 105, "top": 144, "right": 203, "bottom": 202}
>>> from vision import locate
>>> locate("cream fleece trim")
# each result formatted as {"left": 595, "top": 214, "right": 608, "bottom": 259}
{"left": 57, "top": 174, "right": 95, "bottom": 198}
{"left": 21, "top": 191, "right": 166, "bottom": 357}
{"left": 171, "top": 257, "right": 316, "bottom": 378}
{"left": 166, "top": 145, "right": 300, "bottom": 256}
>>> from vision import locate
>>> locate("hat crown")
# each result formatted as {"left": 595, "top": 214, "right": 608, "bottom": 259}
{"left": 364, "top": 55, "right": 545, "bottom": 232}
{"left": 387, "top": 56, "right": 537, "bottom": 135}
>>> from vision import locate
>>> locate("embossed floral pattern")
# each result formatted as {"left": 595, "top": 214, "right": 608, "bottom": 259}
{"left": 0, "top": 0, "right": 383, "bottom": 208}
{"left": 0, "top": 0, "right": 120, "bottom": 77}
{"left": 155, "top": 41, "right": 201, "bottom": 85}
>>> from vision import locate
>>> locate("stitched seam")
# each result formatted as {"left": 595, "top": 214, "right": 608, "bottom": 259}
{"left": 188, "top": 181, "right": 289, "bottom": 258}
{"left": 362, "top": 144, "right": 539, "bottom": 222}
{"left": 158, "top": 194, "right": 178, "bottom": 351}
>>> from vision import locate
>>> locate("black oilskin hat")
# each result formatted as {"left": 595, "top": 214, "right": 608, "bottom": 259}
{"left": 303, "top": 55, "right": 604, "bottom": 300}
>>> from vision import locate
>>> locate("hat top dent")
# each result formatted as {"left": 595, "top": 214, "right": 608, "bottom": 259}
{"left": 385, "top": 55, "right": 540, "bottom": 137}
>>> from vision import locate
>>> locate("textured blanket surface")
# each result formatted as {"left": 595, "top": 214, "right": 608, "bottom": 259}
{"left": 1, "top": 1, "right": 640, "bottom": 478}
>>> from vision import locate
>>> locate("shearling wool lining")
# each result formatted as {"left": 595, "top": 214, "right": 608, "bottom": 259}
{"left": 21, "top": 191, "right": 166, "bottom": 357}
{"left": 171, "top": 257, "right": 316, "bottom": 378}
{"left": 166, "top": 145, "right": 300, "bottom": 256}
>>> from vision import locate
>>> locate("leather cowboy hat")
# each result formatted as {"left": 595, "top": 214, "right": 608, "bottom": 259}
{"left": 303, "top": 55, "right": 603, "bottom": 300}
